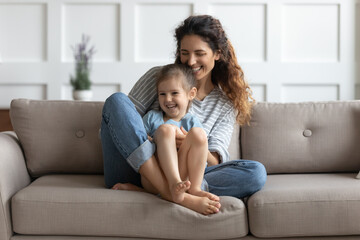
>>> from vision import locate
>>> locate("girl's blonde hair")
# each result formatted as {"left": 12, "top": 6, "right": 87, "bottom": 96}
{"left": 156, "top": 63, "right": 196, "bottom": 91}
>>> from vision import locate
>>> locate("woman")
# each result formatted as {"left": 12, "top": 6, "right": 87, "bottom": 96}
{"left": 100, "top": 15, "right": 267, "bottom": 215}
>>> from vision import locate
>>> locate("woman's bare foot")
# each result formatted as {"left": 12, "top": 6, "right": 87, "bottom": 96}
{"left": 171, "top": 180, "right": 191, "bottom": 203}
{"left": 188, "top": 189, "right": 220, "bottom": 202}
{"left": 182, "top": 194, "right": 221, "bottom": 215}
{"left": 112, "top": 183, "right": 145, "bottom": 192}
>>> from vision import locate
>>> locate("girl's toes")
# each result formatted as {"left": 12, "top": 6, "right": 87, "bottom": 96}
{"left": 210, "top": 195, "right": 220, "bottom": 201}
{"left": 176, "top": 183, "right": 183, "bottom": 191}
{"left": 211, "top": 201, "right": 221, "bottom": 209}
{"left": 207, "top": 205, "right": 219, "bottom": 214}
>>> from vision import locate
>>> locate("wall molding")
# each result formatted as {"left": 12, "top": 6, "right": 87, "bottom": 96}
{"left": 0, "top": 0, "right": 358, "bottom": 107}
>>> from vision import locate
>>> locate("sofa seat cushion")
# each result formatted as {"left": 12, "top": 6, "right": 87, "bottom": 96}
{"left": 248, "top": 173, "right": 360, "bottom": 238}
{"left": 12, "top": 175, "right": 248, "bottom": 239}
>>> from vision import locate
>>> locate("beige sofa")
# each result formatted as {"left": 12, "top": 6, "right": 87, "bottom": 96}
{"left": 1, "top": 98, "right": 360, "bottom": 240}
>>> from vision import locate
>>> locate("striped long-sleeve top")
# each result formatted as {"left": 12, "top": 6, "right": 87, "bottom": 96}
{"left": 128, "top": 66, "right": 235, "bottom": 163}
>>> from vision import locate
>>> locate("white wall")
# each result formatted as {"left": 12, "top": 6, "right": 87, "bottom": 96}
{"left": 0, "top": 0, "right": 359, "bottom": 108}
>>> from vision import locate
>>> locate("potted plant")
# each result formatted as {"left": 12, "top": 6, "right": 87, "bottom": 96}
{"left": 70, "top": 34, "right": 96, "bottom": 101}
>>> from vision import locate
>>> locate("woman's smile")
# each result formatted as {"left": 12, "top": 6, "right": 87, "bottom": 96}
{"left": 180, "top": 34, "right": 220, "bottom": 83}
{"left": 191, "top": 66, "right": 202, "bottom": 75}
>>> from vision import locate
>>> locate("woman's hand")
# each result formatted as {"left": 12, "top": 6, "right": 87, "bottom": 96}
{"left": 175, "top": 127, "right": 187, "bottom": 148}
{"left": 207, "top": 152, "right": 220, "bottom": 166}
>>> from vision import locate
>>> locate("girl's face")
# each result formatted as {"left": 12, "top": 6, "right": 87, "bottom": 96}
{"left": 179, "top": 34, "right": 220, "bottom": 84}
{"left": 158, "top": 76, "right": 196, "bottom": 121}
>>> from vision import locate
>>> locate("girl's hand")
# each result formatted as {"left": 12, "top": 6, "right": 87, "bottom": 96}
{"left": 175, "top": 127, "right": 187, "bottom": 148}
{"left": 147, "top": 135, "right": 153, "bottom": 142}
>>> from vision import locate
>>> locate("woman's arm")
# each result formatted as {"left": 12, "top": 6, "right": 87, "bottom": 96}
{"left": 207, "top": 108, "right": 235, "bottom": 164}
{"left": 128, "top": 66, "right": 161, "bottom": 117}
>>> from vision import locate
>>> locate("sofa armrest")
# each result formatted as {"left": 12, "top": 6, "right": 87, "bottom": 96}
{"left": 0, "top": 131, "right": 31, "bottom": 240}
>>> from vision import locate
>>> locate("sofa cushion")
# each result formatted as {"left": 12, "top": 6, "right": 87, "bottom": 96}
{"left": 12, "top": 175, "right": 248, "bottom": 239}
{"left": 10, "top": 99, "right": 104, "bottom": 177}
{"left": 247, "top": 173, "right": 360, "bottom": 238}
{"left": 242, "top": 101, "right": 360, "bottom": 174}
{"left": 228, "top": 124, "right": 241, "bottom": 160}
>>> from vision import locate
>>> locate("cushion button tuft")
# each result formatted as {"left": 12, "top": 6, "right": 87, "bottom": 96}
{"left": 76, "top": 130, "right": 85, "bottom": 138}
{"left": 303, "top": 129, "right": 312, "bottom": 137}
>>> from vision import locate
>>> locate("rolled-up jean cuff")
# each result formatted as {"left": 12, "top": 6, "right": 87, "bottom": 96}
{"left": 126, "top": 140, "right": 156, "bottom": 172}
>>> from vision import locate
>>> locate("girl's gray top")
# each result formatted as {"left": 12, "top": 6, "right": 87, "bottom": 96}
{"left": 128, "top": 66, "right": 236, "bottom": 163}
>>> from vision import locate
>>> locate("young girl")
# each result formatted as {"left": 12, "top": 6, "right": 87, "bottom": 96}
{"left": 141, "top": 64, "right": 218, "bottom": 203}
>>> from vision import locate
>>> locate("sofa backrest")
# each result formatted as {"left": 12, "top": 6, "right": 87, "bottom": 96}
{"left": 241, "top": 101, "right": 360, "bottom": 174}
{"left": 10, "top": 99, "right": 360, "bottom": 177}
{"left": 10, "top": 99, "right": 104, "bottom": 177}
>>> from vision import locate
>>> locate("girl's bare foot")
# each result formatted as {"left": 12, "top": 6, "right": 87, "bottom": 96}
{"left": 171, "top": 180, "right": 191, "bottom": 203}
{"left": 112, "top": 183, "right": 145, "bottom": 192}
{"left": 188, "top": 189, "right": 220, "bottom": 202}
{"left": 183, "top": 194, "right": 221, "bottom": 215}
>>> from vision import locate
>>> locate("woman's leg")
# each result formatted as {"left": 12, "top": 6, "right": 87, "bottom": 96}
{"left": 101, "top": 120, "right": 141, "bottom": 188}
{"left": 204, "top": 160, "right": 267, "bottom": 199}
{"left": 154, "top": 124, "right": 190, "bottom": 203}
{"left": 101, "top": 92, "right": 155, "bottom": 188}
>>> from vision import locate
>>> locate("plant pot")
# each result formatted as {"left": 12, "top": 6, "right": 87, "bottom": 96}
{"left": 73, "top": 90, "right": 93, "bottom": 101}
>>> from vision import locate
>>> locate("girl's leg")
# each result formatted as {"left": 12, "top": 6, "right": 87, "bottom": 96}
{"left": 111, "top": 151, "right": 221, "bottom": 215}
{"left": 101, "top": 93, "right": 220, "bottom": 214}
{"left": 154, "top": 124, "right": 190, "bottom": 203}
{"left": 204, "top": 160, "right": 267, "bottom": 199}
{"left": 178, "top": 128, "right": 219, "bottom": 201}
{"left": 139, "top": 152, "right": 221, "bottom": 215}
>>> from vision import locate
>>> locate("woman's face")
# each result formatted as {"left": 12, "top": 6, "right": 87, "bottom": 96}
{"left": 179, "top": 34, "right": 220, "bottom": 83}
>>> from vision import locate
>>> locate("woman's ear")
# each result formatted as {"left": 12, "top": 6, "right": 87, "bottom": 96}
{"left": 215, "top": 50, "right": 221, "bottom": 61}
{"left": 189, "top": 87, "right": 197, "bottom": 100}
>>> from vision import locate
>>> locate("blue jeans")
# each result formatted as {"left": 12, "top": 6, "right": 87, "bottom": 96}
{"left": 101, "top": 92, "right": 267, "bottom": 199}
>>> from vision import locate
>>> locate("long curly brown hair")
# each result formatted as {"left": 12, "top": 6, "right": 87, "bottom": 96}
{"left": 174, "top": 15, "right": 254, "bottom": 125}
